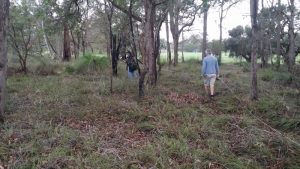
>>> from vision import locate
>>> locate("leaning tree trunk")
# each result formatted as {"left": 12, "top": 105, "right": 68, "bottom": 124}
{"left": 63, "top": 23, "right": 71, "bottom": 61}
{"left": 202, "top": 3, "right": 208, "bottom": 60}
{"left": 0, "top": 0, "right": 9, "bottom": 122}
{"left": 250, "top": 0, "right": 258, "bottom": 100}
{"left": 288, "top": 0, "right": 295, "bottom": 72}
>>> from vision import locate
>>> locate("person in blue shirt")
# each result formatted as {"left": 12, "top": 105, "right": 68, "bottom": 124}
{"left": 201, "top": 49, "right": 220, "bottom": 97}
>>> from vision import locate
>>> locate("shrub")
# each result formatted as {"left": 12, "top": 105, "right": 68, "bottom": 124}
{"left": 65, "top": 54, "right": 109, "bottom": 74}
{"left": 241, "top": 62, "right": 250, "bottom": 72}
{"left": 261, "top": 70, "right": 273, "bottom": 82}
{"left": 34, "top": 63, "right": 58, "bottom": 76}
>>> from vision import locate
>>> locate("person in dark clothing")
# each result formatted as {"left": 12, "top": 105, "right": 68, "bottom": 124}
{"left": 126, "top": 51, "right": 138, "bottom": 78}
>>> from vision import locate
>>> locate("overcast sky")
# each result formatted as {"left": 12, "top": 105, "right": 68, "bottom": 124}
{"left": 160, "top": 0, "right": 300, "bottom": 42}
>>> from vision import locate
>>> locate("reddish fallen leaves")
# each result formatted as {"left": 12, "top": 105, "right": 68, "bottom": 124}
{"left": 167, "top": 92, "right": 207, "bottom": 105}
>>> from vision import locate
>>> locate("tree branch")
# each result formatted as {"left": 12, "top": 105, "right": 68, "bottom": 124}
{"left": 107, "top": 0, "right": 143, "bottom": 22}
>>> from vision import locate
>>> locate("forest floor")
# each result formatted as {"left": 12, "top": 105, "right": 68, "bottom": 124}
{"left": 1, "top": 61, "right": 300, "bottom": 169}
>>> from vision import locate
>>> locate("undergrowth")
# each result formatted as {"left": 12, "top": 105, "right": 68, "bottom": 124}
{"left": 1, "top": 63, "right": 299, "bottom": 168}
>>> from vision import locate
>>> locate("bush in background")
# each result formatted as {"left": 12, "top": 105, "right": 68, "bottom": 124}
{"left": 65, "top": 54, "right": 109, "bottom": 74}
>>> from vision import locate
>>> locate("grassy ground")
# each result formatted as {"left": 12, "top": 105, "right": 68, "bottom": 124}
{"left": 1, "top": 60, "right": 300, "bottom": 169}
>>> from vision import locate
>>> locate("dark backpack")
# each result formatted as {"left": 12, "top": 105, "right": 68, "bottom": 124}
{"left": 127, "top": 57, "right": 138, "bottom": 72}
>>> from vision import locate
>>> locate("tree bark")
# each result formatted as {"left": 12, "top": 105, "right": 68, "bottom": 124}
{"left": 70, "top": 31, "right": 79, "bottom": 59}
{"left": 219, "top": 0, "right": 224, "bottom": 65}
{"left": 275, "top": 0, "right": 281, "bottom": 69}
{"left": 287, "top": 0, "right": 295, "bottom": 72}
{"left": 63, "top": 23, "right": 71, "bottom": 61}
{"left": 138, "top": 0, "right": 156, "bottom": 97}
{"left": 250, "top": 0, "right": 258, "bottom": 100}
{"left": 181, "top": 32, "right": 184, "bottom": 63}
{"left": 144, "top": 0, "right": 156, "bottom": 86}
{"left": 0, "top": 0, "right": 9, "bottom": 122}
{"left": 202, "top": 2, "right": 208, "bottom": 60}
{"left": 173, "top": 35, "right": 179, "bottom": 66}
{"left": 165, "top": 16, "right": 172, "bottom": 66}
{"left": 111, "top": 34, "right": 121, "bottom": 76}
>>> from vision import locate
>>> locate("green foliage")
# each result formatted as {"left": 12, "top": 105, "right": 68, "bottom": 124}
{"left": 182, "top": 34, "right": 201, "bottom": 52}
{"left": 65, "top": 54, "right": 109, "bottom": 74}
{"left": 261, "top": 69, "right": 300, "bottom": 86}
{"left": 224, "top": 26, "right": 252, "bottom": 62}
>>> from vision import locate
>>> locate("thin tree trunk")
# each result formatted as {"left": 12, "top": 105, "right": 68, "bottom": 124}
{"left": 250, "top": 0, "right": 258, "bottom": 100}
{"left": 82, "top": 30, "right": 86, "bottom": 56}
{"left": 169, "top": 2, "right": 179, "bottom": 66}
{"left": 63, "top": 23, "right": 71, "bottom": 61}
{"left": 202, "top": 2, "right": 208, "bottom": 60}
{"left": 219, "top": 0, "right": 224, "bottom": 65}
{"left": 165, "top": 16, "right": 172, "bottom": 66}
{"left": 181, "top": 32, "right": 184, "bottom": 63}
{"left": 275, "top": 0, "right": 281, "bottom": 69}
{"left": 288, "top": 0, "right": 295, "bottom": 72}
{"left": 0, "top": 0, "right": 9, "bottom": 121}
{"left": 70, "top": 31, "right": 79, "bottom": 59}
{"left": 41, "top": 20, "right": 54, "bottom": 58}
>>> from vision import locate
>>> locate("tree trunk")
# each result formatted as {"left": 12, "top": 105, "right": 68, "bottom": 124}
{"left": 260, "top": 33, "right": 267, "bottom": 67}
{"left": 275, "top": 0, "right": 281, "bottom": 69}
{"left": 169, "top": 2, "right": 179, "bottom": 66}
{"left": 288, "top": 0, "right": 295, "bottom": 72}
{"left": 63, "top": 23, "right": 71, "bottom": 61}
{"left": 139, "top": 0, "right": 156, "bottom": 97}
{"left": 173, "top": 35, "right": 179, "bottom": 66}
{"left": 181, "top": 32, "right": 184, "bottom": 63}
{"left": 70, "top": 31, "right": 79, "bottom": 59}
{"left": 0, "top": 0, "right": 9, "bottom": 122}
{"left": 202, "top": 3, "right": 208, "bottom": 60}
{"left": 165, "top": 16, "right": 172, "bottom": 66}
{"left": 145, "top": 1, "right": 156, "bottom": 86}
{"left": 219, "top": 0, "right": 224, "bottom": 65}
{"left": 111, "top": 34, "right": 120, "bottom": 76}
{"left": 250, "top": 0, "right": 258, "bottom": 100}
{"left": 82, "top": 30, "right": 86, "bottom": 56}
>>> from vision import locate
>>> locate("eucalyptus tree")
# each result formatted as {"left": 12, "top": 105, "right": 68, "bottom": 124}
{"left": 168, "top": 0, "right": 201, "bottom": 65}
{"left": 8, "top": 0, "right": 38, "bottom": 73}
{"left": 0, "top": 0, "right": 9, "bottom": 121}
{"left": 108, "top": 0, "right": 168, "bottom": 96}
{"left": 40, "top": 0, "right": 84, "bottom": 61}
{"left": 201, "top": 0, "right": 209, "bottom": 60}
{"left": 287, "top": 0, "right": 295, "bottom": 71}
{"left": 250, "top": 0, "right": 258, "bottom": 100}
{"left": 216, "top": 0, "right": 239, "bottom": 64}
{"left": 165, "top": 15, "right": 172, "bottom": 66}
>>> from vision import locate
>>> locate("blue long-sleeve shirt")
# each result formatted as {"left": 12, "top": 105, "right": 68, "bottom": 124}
{"left": 201, "top": 55, "right": 219, "bottom": 75}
